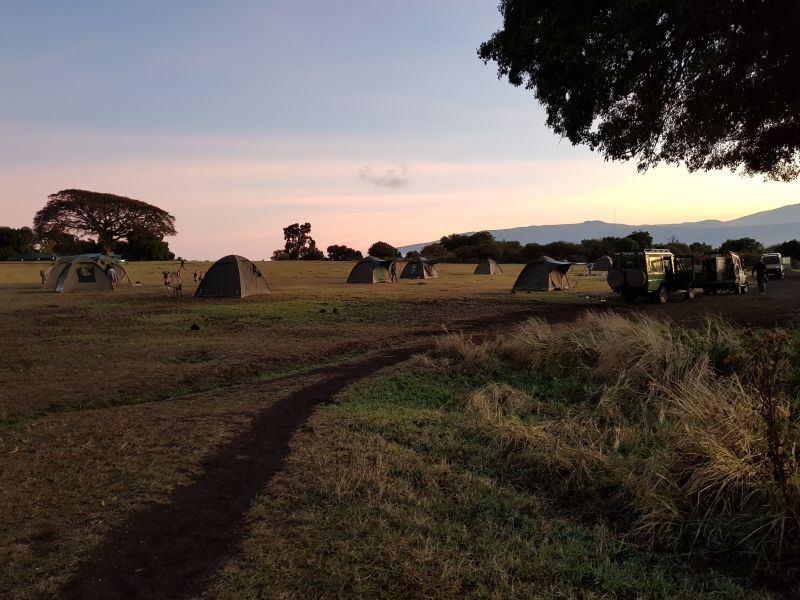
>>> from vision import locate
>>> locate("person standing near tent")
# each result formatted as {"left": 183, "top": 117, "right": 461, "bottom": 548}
{"left": 390, "top": 261, "right": 398, "bottom": 283}
{"left": 752, "top": 259, "right": 768, "bottom": 294}
{"left": 106, "top": 265, "right": 118, "bottom": 288}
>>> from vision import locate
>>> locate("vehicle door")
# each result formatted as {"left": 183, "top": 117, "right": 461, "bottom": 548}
{"left": 673, "top": 255, "right": 696, "bottom": 289}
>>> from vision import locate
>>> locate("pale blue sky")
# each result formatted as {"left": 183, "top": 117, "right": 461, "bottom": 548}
{"left": 2, "top": 1, "right": 798, "bottom": 258}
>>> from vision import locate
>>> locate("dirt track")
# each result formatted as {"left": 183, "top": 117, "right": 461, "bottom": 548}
{"left": 58, "top": 303, "right": 588, "bottom": 600}
{"left": 57, "top": 277, "right": 800, "bottom": 598}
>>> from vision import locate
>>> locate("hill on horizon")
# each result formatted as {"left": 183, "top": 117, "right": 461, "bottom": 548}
{"left": 399, "top": 202, "right": 800, "bottom": 254}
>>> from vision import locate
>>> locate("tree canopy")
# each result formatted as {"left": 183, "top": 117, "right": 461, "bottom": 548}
{"left": 479, "top": 1, "right": 800, "bottom": 181}
{"left": 368, "top": 241, "right": 402, "bottom": 259}
{"left": 34, "top": 190, "right": 176, "bottom": 255}
{"left": 770, "top": 239, "right": 800, "bottom": 259}
{"left": 0, "top": 227, "right": 35, "bottom": 259}
{"left": 272, "top": 222, "right": 324, "bottom": 260}
{"left": 326, "top": 244, "right": 363, "bottom": 261}
{"left": 719, "top": 237, "right": 765, "bottom": 255}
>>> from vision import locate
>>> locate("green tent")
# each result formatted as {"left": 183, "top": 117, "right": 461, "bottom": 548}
{"left": 195, "top": 255, "right": 271, "bottom": 298}
{"left": 44, "top": 254, "right": 128, "bottom": 293}
{"left": 512, "top": 256, "right": 572, "bottom": 292}
{"left": 347, "top": 256, "right": 396, "bottom": 283}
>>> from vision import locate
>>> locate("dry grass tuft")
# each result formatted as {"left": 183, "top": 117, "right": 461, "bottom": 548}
{"left": 465, "top": 383, "right": 531, "bottom": 421}
{"left": 429, "top": 330, "right": 498, "bottom": 373}
{"left": 631, "top": 376, "right": 800, "bottom": 560}
{"left": 481, "top": 311, "right": 800, "bottom": 571}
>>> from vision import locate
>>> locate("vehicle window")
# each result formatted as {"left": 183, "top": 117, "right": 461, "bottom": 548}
{"left": 648, "top": 258, "right": 663, "bottom": 273}
{"left": 763, "top": 256, "right": 779, "bottom": 264}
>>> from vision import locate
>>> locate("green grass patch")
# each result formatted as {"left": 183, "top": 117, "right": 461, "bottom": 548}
{"left": 209, "top": 370, "right": 769, "bottom": 599}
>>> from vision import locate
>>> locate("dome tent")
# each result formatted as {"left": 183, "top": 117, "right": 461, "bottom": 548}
{"left": 474, "top": 259, "right": 502, "bottom": 275}
{"left": 592, "top": 255, "right": 613, "bottom": 272}
{"left": 195, "top": 255, "right": 271, "bottom": 298}
{"left": 512, "top": 256, "right": 573, "bottom": 292}
{"left": 400, "top": 257, "right": 438, "bottom": 279}
{"left": 347, "top": 256, "right": 396, "bottom": 284}
{"left": 44, "top": 254, "right": 128, "bottom": 293}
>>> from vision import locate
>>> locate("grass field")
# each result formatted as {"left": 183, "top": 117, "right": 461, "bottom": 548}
{"left": 1, "top": 260, "right": 797, "bottom": 598}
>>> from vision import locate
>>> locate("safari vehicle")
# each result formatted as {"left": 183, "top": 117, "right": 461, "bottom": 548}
{"left": 607, "top": 249, "right": 700, "bottom": 303}
{"left": 701, "top": 252, "right": 749, "bottom": 295}
{"left": 761, "top": 252, "right": 785, "bottom": 280}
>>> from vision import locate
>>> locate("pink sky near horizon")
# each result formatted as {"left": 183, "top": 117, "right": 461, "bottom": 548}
{"left": 2, "top": 141, "right": 800, "bottom": 260}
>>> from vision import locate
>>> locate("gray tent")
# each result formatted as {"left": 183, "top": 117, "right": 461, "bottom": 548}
{"left": 593, "top": 255, "right": 613, "bottom": 272}
{"left": 44, "top": 254, "right": 129, "bottom": 293}
{"left": 400, "top": 257, "right": 438, "bottom": 279}
{"left": 195, "top": 255, "right": 271, "bottom": 298}
{"left": 512, "top": 256, "right": 573, "bottom": 292}
{"left": 474, "top": 259, "right": 502, "bottom": 275}
{"left": 347, "top": 256, "right": 395, "bottom": 283}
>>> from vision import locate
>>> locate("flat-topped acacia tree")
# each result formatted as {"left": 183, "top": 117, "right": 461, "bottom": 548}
{"left": 34, "top": 189, "right": 177, "bottom": 256}
{"left": 479, "top": 1, "right": 800, "bottom": 181}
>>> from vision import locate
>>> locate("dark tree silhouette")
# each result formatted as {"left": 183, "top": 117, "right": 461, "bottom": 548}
{"left": 479, "top": 1, "right": 800, "bottom": 180}
{"left": 0, "top": 227, "right": 35, "bottom": 259}
{"left": 626, "top": 230, "right": 653, "bottom": 250}
{"left": 273, "top": 222, "right": 324, "bottom": 260}
{"left": 368, "top": 241, "right": 402, "bottom": 259}
{"left": 34, "top": 189, "right": 176, "bottom": 255}
{"left": 719, "top": 237, "right": 765, "bottom": 255}
{"left": 326, "top": 244, "right": 363, "bottom": 261}
{"left": 770, "top": 239, "right": 800, "bottom": 259}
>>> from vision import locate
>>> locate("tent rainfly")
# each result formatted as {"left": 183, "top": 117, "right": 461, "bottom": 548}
{"left": 195, "top": 255, "right": 271, "bottom": 298}
{"left": 347, "top": 256, "right": 396, "bottom": 283}
{"left": 400, "top": 257, "right": 438, "bottom": 279}
{"left": 592, "top": 255, "right": 613, "bottom": 272}
{"left": 512, "top": 256, "right": 573, "bottom": 292}
{"left": 474, "top": 259, "right": 502, "bottom": 275}
{"left": 44, "top": 254, "right": 128, "bottom": 293}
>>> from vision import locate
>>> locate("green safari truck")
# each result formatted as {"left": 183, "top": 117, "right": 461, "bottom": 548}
{"left": 607, "top": 249, "right": 700, "bottom": 303}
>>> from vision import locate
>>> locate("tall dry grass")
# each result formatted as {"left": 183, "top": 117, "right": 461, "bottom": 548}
{"left": 437, "top": 311, "right": 799, "bottom": 573}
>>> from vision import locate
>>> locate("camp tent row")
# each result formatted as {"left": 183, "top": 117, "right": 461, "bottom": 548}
{"left": 44, "top": 254, "right": 573, "bottom": 295}
{"left": 45, "top": 253, "right": 272, "bottom": 298}
{"left": 347, "top": 255, "right": 572, "bottom": 292}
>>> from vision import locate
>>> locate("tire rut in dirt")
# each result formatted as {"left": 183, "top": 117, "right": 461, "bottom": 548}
{"left": 60, "top": 344, "right": 427, "bottom": 600}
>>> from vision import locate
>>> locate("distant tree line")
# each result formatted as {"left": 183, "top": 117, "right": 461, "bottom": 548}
{"left": 413, "top": 230, "right": 799, "bottom": 266}
{"left": 0, "top": 225, "right": 174, "bottom": 260}
{"left": 272, "top": 224, "right": 403, "bottom": 262}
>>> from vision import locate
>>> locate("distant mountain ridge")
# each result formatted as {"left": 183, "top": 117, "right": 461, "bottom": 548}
{"left": 399, "top": 202, "right": 800, "bottom": 253}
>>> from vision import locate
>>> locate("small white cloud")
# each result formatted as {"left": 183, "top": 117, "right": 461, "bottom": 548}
{"left": 358, "top": 162, "right": 409, "bottom": 188}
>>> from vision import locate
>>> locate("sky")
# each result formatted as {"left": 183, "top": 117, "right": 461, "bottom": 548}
{"left": 1, "top": 1, "right": 799, "bottom": 259}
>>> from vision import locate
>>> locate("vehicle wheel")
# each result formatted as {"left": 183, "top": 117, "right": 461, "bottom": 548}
{"left": 743, "top": 282, "right": 750, "bottom": 294}
{"left": 686, "top": 287, "right": 696, "bottom": 300}
{"left": 657, "top": 286, "right": 668, "bottom": 304}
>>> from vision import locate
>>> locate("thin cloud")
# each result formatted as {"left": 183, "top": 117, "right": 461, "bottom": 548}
{"left": 358, "top": 162, "right": 409, "bottom": 188}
